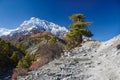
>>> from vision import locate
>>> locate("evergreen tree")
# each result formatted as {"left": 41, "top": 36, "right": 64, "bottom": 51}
{"left": 10, "top": 51, "right": 21, "bottom": 66}
{"left": 66, "top": 13, "right": 93, "bottom": 49}
{"left": 0, "top": 38, "right": 24, "bottom": 73}
{"left": 16, "top": 53, "right": 35, "bottom": 69}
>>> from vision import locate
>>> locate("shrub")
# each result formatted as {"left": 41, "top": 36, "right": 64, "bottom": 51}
{"left": 17, "top": 68, "right": 28, "bottom": 76}
{"left": 36, "top": 43, "right": 63, "bottom": 60}
{"left": 11, "top": 71, "right": 18, "bottom": 80}
{"left": 16, "top": 53, "right": 35, "bottom": 69}
{"left": 12, "top": 68, "right": 28, "bottom": 79}
{"left": 29, "top": 57, "right": 49, "bottom": 71}
{"left": 29, "top": 62, "right": 41, "bottom": 71}
{"left": 48, "top": 37, "right": 56, "bottom": 44}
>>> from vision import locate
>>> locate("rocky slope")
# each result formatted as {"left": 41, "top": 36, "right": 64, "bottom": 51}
{"left": 18, "top": 34, "right": 120, "bottom": 80}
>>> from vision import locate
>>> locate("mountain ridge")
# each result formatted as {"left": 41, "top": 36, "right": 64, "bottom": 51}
{"left": 0, "top": 17, "right": 68, "bottom": 38}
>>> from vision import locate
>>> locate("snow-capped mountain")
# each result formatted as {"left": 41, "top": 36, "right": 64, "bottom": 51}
{"left": 0, "top": 28, "right": 14, "bottom": 36}
{"left": 0, "top": 17, "right": 68, "bottom": 38}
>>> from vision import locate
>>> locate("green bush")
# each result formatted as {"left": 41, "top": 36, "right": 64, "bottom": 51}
{"left": 49, "top": 37, "right": 57, "bottom": 44}
{"left": 0, "top": 38, "right": 24, "bottom": 73}
{"left": 16, "top": 53, "right": 36, "bottom": 69}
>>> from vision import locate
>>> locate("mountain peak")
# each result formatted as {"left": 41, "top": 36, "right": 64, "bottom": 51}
{"left": 0, "top": 17, "right": 68, "bottom": 38}
{"left": 30, "top": 17, "right": 37, "bottom": 20}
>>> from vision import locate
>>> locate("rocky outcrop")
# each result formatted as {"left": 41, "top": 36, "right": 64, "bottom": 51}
{"left": 18, "top": 35, "right": 120, "bottom": 80}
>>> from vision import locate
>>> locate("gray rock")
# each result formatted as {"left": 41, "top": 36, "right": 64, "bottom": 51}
{"left": 18, "top": 35, "right": 120, "bottom": 80}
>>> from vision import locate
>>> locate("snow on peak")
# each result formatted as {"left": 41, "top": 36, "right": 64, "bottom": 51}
{"left": 30, "top": 17, "right": 36, "bottom": 20}
{"left": 0, "top": 28, "right": 14, "bottom": 36}
{"left": 1, "top": 17, "right": 68, "bottom": 38}
{"left": 14, "top": 17, "right": 68, "bottom": 38}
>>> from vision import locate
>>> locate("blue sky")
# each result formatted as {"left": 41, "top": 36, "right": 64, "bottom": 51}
{"left": 0, "top": 0, "right": 120, "bottom": 41}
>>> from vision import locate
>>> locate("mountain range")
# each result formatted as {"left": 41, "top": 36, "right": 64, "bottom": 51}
{"left": 0, "top": 17, "right": 68, "bottom": 38}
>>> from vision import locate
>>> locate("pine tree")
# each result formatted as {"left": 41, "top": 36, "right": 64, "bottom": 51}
{"left": 66, "top": 13, "right": 93, "bottom": 49}
{"left": 16, "top": 53, "right": 35, "bottom": 69}
{"left": 10, "top": 51, "right": 21, "bottom": 66}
